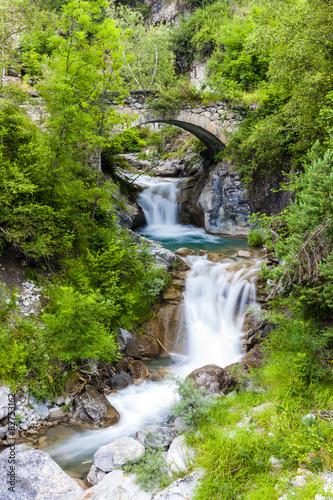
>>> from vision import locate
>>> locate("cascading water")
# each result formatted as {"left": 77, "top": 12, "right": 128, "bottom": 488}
{"left": 45, "top": 174, "right": 258, "bottom": 475}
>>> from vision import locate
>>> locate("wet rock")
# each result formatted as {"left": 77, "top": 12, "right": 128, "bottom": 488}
{"left": 128, "top": 360, "right": 150, "bottom": 380}
{"left": 109, "top": 370, "right": 134, "bottom": 391}
{"left": 166, "top": 435, "right": 195, "bottom": 475}
{"left": 136, "top": 333, "right": 161, "bottom": 358}
{"left": 198, "top": 250, "right": 208, "bottom": 256}
{"left": 0, "top": 385, "right": 11, "bottom": 420}
{"left": 144, "top": 302, "right": 186, "bottom": 356}
{"left": 72, "top": 386, "right": 120, "bottom": 427}
{"left": 174, "top": 248, "right": 194, "bottom": 257}
{"left": 149, "top": 367, "right": 170, "bottom": 382}
{"left": 187, "top": 364, "right": 237, "bottom": 394}
{"left": 137, "top": 425, "right": 178, "bottom": 449}
{"left": 118, "top": 329, "right": 142, "bottom": 359}
{"left": 87, "top": 437, "right": 145, "bottom": 485}
{"left": 153, "top": 469, "right": 204, "bottom": 500}
{"left": 0, "top": 444, "right": 83, "bottom": 499}
{"left": 237, "top": 250, "right": 253, "bottom": 259}
{"left": 81, "top": 469, "right": 152, "bottom": 500}
{"left": 242, "top": 344, "right": 263, "bottom": 369}
{"left": 206, "top": 252, "right": 220, "bottom": 263}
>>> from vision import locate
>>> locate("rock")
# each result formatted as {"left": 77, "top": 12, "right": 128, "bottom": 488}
{"left": 48, "top": 407, "right": 66, "bottom": 422}
{"left": 149, "top": 367, "right": 170, "bottom": 382}
{"left": 166, "top": 435, "right": 195, "bottom": 475}
{"left": 0, "top": 444, "right": 83, "bottom": 499}
{"left": 163, "top": 287, "right": 183, "bottom": 301}
{"left": 197, "top": 161, "right": 250, "bottom": 236}
{"left": 198, "top": 250, "right": 208, "bottom": 256}
{"left": 0, "top": 385, "right": 11, "bottom": 420}
{"left": 136, "top": 334, "right": 161, "bottom": 358}
{"left": 81, "top": 469, "right": 152, "bottom": 500}
{"left": 118, "top": 329, "right": 142, "bottom": 359}
{"left": 73, "top": 386, "right": 120, "bottom": 427}
{"left": 56, "top": 396, "right": 66, "bottom": 406}
{"left": 242, "top": 344, "right": 263, "bottom": 369}
{"left": 237, "top": 250, "right": 253, "bottom": 259}
{"left": 109, "top": 370, "right": 134, "bottom": 391}
{"left": 128, "top": 360, "right": 150, "bottom": 380}
{"left": 146, "top": 240, "right": 178, "bottom": 269}
{"left": 86, "top": 464, "right": 108, "bottom": 486}
{"left": 187, "top": 364, "right": 237, "bottom": 394}
{"left": 241, "top": 309, "right": 272, "bottom": 352}
{"left": 136, "top": 425, "right": 178, "bottom": 449}
{"left": 290, "top": 475, "right": 309, "bottom": 487}
{"left": 153, "top": 469, "right": 204, "bottom": 500}
{"left": 0, "top": 425, "right": 7, "bottom": 439}
{"left": 206, "top": 252, "right": 220, "bottom": 263}
{"left": 88, "top": 437, "right": 145, "bottom": 485}
{"left": 174, "top": 248, "right": 194, "bottom": 257}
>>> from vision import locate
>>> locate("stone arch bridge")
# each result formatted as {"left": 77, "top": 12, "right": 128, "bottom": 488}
{"left": 112, "top": 91, "right": 246, "bottom": 156}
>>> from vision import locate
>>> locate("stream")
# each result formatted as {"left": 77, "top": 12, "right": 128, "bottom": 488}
{"left": 44, "top": 173, "right": 259, "bottom": 477}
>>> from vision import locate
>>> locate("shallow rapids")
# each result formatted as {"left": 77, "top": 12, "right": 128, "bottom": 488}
{"left": 44, "top": 174, "right": 257, "bottom": 475}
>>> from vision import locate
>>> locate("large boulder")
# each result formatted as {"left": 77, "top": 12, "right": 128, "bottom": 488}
{"left": 186, "top": 364, "right": 237, "bottom": 394}
{"left": 136, "top": 334, "right": 161, "bottom": 358}
{"left": 0, "top": 444, "right": 83, "bottom": 500}
{"left": 136, "top": 425, "right": 178, "bottom": 449}
{"left": 166, "top": 435, "right": 195, "bottom": 475}
{"left": 87, "top": 437, "right": 145, "bottom": 485}
{"left": 81, "top": 469, "right": 152, "bottom": 500}
{"left": 117, "top": 329, "right": 141, "bottom": 359}
{"left": 241, "top": 309, "right": 272, "bottom": 352}
{"left": 152, "top": 469, "right": 204, "bottom": 500}
{"left": 73, "top": 386, "right": 120, "bottom": 427}
{"left": 0, "top": 385, "right": 11, "bottom": 420}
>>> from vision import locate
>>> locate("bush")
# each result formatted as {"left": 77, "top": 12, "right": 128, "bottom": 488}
{"left": 248, "top": 228, "right": 265, "bottom": 247}
{"left": 171, "top": 378, "right": 215, "bottom": 430}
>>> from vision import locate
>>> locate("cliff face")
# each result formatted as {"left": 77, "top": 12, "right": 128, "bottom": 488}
{"left": 149, "top": 0, "right": 192, "bottom": 25}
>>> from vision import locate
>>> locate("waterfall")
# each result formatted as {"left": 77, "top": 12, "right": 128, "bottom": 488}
{"left": 44, "top": 175, "right": 258, "bottom": 473}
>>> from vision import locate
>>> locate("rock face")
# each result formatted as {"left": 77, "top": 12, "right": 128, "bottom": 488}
{"left": 73, "top": 386, "right": 120, "bottom": 427}
{"left": 166, "top": 435, "right": 195, "bottom": 475}
{"left": 0, "top": 444, "right": 83, "bottom": 500}
{"left": 150, "top": 0, "right": 191, "bottom": 25}
{"left": 241, "top": 309, "right": 272, "bottom": 352}
{"left": 153, "top": 469, "right": 204, "bottom": 500}
{"left": 198, "top": 161, "right": 250, "bottom": 235}
{"left": 82, "top": 469, "right": 152, "bottom": 500}
{"left": 87, "top": 437, "right": 145, "bottom": 486}
{"left": 187, "top": 364, "right": 237, "bottom": 394}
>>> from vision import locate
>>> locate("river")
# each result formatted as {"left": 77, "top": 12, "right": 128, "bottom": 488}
{"left": 44, "top": 173, "right": 258, "bottom": 477}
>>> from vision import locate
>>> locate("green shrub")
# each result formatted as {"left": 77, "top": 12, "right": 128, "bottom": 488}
{"left": 171, "top": 378, "right": 215, "bottom": 430}
{"left": 123, "top": 447, "right": 170, "bottom": 492}
{"left": 248, "top": 228, "right": 265, "bottom": 247}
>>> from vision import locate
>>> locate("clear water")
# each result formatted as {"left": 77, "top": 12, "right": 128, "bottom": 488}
{"left": 44, "top": 174, "right": 257, "bottom": 478}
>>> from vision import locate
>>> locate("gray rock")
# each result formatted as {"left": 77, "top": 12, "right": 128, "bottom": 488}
{"left": 137, "top": 425, "right": 178, "bottom": 449}
{"left": 73, "top": 386, "right": 120, "bottom": 427}
{"left": 0, "top": 444, "right": 83, "bottom": 500}
{"left": 32, "top": 401, "right": 49, "bottom": 421}
{"left": 0, "top": 425, "right": 7, "bottom": 439}
{"left": 93, "top": 437, "right": 145, "bottom": 473}
{"left": 152, "top": 469, "right": 204, "bottom": 500}
{"left": 86, "top": 464, "right": 107, "bottom": 486}
{"left": 81, "top": 469, "right": 152, "bottom": 500}
{"left": 198, "top": 162, "right": 250, "bottom": 236}
{"left": 48, "top": 407, "right": 65, "bottom": 421}
{"left": 117, "top": 329, "right": 141, "bottom": 359}
{"left": 166, "top": 435, "right": 195, "bottom": 475}
{"left": 109, "top": 370, "right": 134, "bottom": 391}
{"left": 0, "top": 385, "right": 11, "bottom": 420}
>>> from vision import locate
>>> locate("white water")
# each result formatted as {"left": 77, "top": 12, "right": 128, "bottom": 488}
{"left": 45, "top": 175, "right": 257, "bottom": 473}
